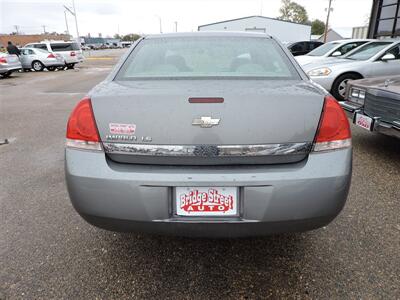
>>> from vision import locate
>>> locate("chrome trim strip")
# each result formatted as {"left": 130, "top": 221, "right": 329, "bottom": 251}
{"left": 103, "top": 142, "right": 312, "bottom": 157}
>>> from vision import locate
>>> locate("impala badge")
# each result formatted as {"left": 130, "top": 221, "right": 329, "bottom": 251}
{"left": 192, "top": 116, "right": 220, "bottom": 128}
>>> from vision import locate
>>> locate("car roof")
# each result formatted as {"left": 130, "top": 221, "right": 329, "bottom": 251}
{"left": 328, "top": 39, "right": 373, "bottom": 44}
{"left": 145, "top": 31, "right": 273, "bottom": 39}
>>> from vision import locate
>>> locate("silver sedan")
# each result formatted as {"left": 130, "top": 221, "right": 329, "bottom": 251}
{"left": 302, "top": 40, "right": 400, "bottom": 100}
{"left": 0, "top": 52, "right": 22, "bottom": 78}
{"left": 20, "top": 48, "right": 65, "bottom": 71}
{"left": 65, "top": 32, "right": 352, "bottom": 237}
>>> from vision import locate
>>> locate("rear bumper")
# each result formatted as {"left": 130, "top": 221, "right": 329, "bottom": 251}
{"left": 44, "top": 60, "right": 65, "bottom": 67}
{"left": 341, "top": 101, "right": 400, "bottom": 139}
{"left": 0, "top": 65, "right": 22, "bottom": 74}
{"left": 64, "top": 56, "right": 84, "bottom": 64}
{"left": 65, "top": 148, "right": 352, "bottom": 237}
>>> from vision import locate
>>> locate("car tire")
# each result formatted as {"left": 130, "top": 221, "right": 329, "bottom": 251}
{"left": 32, "top": 61, "right": 44, "bottom": 72}
{"left": 47, "top": 66, "right": 56, "bottom": 71}
{"left": 0, "top": 71, "right": 12, "bottom": 78}
{"left": 331, "top": 73, "right": 362, "bottom": 101}
{"left": 66, "top": 63, "right": 75, "bottom": 69}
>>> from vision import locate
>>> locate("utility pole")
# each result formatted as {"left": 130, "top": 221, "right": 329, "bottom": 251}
{"left": 64, "top": 1, "right": 80, "bottom": 43}
{"left": 64, "top": 10, "right": 70, "bottom": 36}
{"left": 14, "top": 25, "right": 19, "bottom": 34}
{"left": 72, "top": 0, "right": 80, "bottom": 44}
{"left": 42, "top": 25, "right": 46, "bottom": 34}
{"left": 324, "top": 0, "right": 333, "bottom": 43}
{"left": 155, "top": 15, "right": 162, "bottom": 33}
{"left": 174, "top": 21, "right": 178, "bottom": 32}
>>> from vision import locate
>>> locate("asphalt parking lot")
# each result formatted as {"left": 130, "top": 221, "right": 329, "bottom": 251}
{"left": 1, "top": 49, "right": 399, "bottom": 299}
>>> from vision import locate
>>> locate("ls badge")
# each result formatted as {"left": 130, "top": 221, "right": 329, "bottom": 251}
{"left": 192, "top": 116, "right": 220, "bottom": 128}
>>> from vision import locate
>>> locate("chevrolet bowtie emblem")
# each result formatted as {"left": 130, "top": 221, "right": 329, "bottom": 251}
{"left": 192, "top": 116, "right": 220, "bottom": 128}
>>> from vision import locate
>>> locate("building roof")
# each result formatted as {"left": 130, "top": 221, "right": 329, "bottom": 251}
{"left": 146, "top": 31, "right": 273, "bottom": 39}
{"left": 198, "top": 15, "right": 311, "bottom": 30}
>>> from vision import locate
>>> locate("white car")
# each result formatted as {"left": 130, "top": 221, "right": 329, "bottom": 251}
{"left": 296, "top": 39, "right": 372, "bottom": 65}
{"left": 303, "top": 40, "right": 400, "bottom": 101}
{"left": 24, "top": 40, "right": 84, "bottom": 69}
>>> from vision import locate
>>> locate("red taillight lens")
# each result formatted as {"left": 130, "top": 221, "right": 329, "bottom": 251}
{"left": 66, "top": 97, "right": 102, "bottom": 151}
{"left": 0, "top": 57, "right": 7, "bottom": 63}
{"left": 47, "top": 53, "right": 56, "bottom": 58}
{"left": 314, "top": 95, "right": 351, "bottom": 152}
{"left": 70, "top": 51, "right": 76, "bottom": 56}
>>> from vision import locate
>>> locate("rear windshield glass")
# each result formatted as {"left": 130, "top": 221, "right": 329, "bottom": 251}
{"left": 50, "top": 43, "right": 80, "bottom": 51}
{"left": 116, "top": 37, "right": 299, "bottom": 79}
{"left": 35, "top": 48, "right": 50, "bottom": 54}
{"left": 346, "top": 42, "right": 391, "bottom": 61}
{"left": 307, "top": 42, "right": 339, "bottom": 56}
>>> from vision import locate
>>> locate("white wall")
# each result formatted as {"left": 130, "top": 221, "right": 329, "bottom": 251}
{"left": 198, "top": 16, "right": 311, "bottom": 43}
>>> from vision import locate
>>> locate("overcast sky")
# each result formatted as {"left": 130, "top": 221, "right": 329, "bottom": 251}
{"left": 0, "top": 0, "right": 372, "bottom": 37}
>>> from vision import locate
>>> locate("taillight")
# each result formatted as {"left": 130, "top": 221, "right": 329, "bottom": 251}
{"left": 70, "top": 51, "right": 76, "bottom": 56}
{"left": 313, "top": 95, "right": 351, "bottom": 152}
{"left": 47, "top": 53, "right": 56, "bottom": 58}
{"left": 66, "top": 97, "right": 102, "bottom": 151}
{"left": 0, "top": 57, "right": 7, "bottom": 64}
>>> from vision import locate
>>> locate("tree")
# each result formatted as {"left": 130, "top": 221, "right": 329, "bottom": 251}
{"left": 311, "top": 19, "right": 325, "bottom": 35}
{"left": 113, "top": 34, "right": 122, "bottom": 39}
{"left": 122, "top": 33, "right": 141, "bottom": 41}
{"left": 278, "top": 0, "right": 309, "bottom": 24}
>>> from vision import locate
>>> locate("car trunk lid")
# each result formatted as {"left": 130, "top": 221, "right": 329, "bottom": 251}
{"left": 91, "top": 79, "right": 324, "bottom": 165}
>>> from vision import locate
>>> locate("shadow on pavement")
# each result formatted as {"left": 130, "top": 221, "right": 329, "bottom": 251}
{"left": 100, "top": 231, "right": 311, "bottom": 298}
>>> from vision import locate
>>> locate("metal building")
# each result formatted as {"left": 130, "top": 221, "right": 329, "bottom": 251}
{"left": 368, "top": 0, "right": 400, "bottom": 38}
{"left": 198, "top": 15, "right": 311, "bottom": 43}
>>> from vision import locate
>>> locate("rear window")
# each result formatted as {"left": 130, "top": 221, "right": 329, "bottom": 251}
{"left": 33, "top": 44, "right": 48, "bottom": 50}
{"left": 50, "top": 43, "right": 80, "bottom": 52}
{"left": 116, "top": 37, "right": 300, "bottom": 80}
{"left": 35, "top": 48, "right": 50, "bottom": 54}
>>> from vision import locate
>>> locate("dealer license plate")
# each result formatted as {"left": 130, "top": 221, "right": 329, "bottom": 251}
{"left": 175, "top": 187, "right": 238, "bottom": 216}
{"left": 354, "top": 113, "right": 374, "bottom": 131}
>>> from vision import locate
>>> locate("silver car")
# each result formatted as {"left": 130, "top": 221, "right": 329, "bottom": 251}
{"left": 0, "top": 52, "right": 22, "bottom": 78}
{"left": 296, "top": 39, "right": 372, "bottom": 65}
{"left": 65, "top": 32, "right": 352, "bottom": 237}
{"left": 303, "top": 40, "right": 400, "bottom": 101}
{"left": 20, "top": 48, "right": 65, "bottom": 71}
{"left": 25, "top": 41, "right": 84, "bottom": 69}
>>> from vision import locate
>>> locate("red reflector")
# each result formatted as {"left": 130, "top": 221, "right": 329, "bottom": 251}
{"left": 66, "top": 97, "right": 100, "bottom": 142}
{"left": 70, "top": 51, "right": 76, "bottom": 56}
{"left": 189, "top": 97, "right": 224, "bottom": 103}
{"left": 316, "top": 96, "right": 351, "bottom": 143}
{"left": 0, "top": 57, "right": 7, "bottom": 63}
{"left": 47, "top": 53, "right": 56, "bottom": 58}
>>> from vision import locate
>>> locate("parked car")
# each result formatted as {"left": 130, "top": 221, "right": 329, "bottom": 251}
{"left": 303, "top": 40, "right": 400, "bottom": 101}
{"left": 65, "top": 32, "right": 352, "bottom": 238}
{"left": 24, "top": 40, "right": 84, "bottom": 69}
{"left": 20, "top": 48, "right": 65, "bottom": 71}
{"left": 0, "top": 52, "right": 22, "bottom": 78}
{"left": 286, "top": 41, "right": 324, "bottom": 56}
{"left": 341, "top": 75, "right": 400, "bottom": 139}
{"left": 296, "top": 39, "right": 372, "bottom": 65}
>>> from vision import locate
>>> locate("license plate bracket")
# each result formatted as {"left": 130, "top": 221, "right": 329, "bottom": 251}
{"left": 175, "top": 186, "right": 238, "bottom": 217}
{"left": 354, "top": 113, "right": 374, "bottom": 131}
